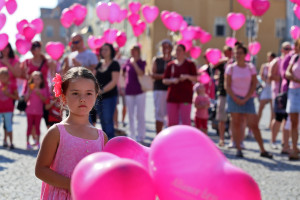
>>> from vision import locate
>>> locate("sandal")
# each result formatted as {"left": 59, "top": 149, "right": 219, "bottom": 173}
{"left": 260, "top": 151, "right": 273, "bottom": 159}
{"left": 289, "top": 152, "right": 299, "bottom": 161}
{"left": 236, "top": 150, "right": 244, "bottom": 158}
{"left": 218, "top": 140, "right": 225, "bottom": 147}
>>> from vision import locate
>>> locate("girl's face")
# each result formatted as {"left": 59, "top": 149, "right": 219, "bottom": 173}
{"left": 1, "top": 46, "right": 10, "bottom": 57}
{"left": 234, "top": 48, "right": 245, "bottom": 62}
{"left": 32, "top": 74, "right": 42, "bottom": 87}
{"left": 0, "top": 73, "right": 9, "bottom": 84}
{"left": 101, "top": 45, "right": 111, "bottom": 59}
{"left": 63, "top": 78, "right": 97, "bottom": 116}
{"left": 31, "top": 46, "right": 42, "bottom": 57}
{"left": 176, "top": 46, "right": 185, "bottom": 59}
{"left": 197, "top": 85, "right": 205, "bottom": 95}
{"left": 131, "top": 47, "right": 140, "bottom": 58}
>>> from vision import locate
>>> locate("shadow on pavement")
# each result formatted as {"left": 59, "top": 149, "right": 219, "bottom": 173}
{"left": 7, "top": 147, "right": 38, "bottom": 157}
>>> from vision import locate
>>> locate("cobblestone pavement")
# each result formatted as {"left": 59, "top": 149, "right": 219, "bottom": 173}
{"left": 0, "top": 92, "right": 299, "bottom": 200}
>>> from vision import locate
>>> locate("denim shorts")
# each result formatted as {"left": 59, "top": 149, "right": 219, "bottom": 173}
{"left": 227, "top": 95, "right": 256, "bottom": 114}
{"left": 0, "top": 112, "right": 13, "bottom": 132}
{"left": 286, "top": 88, "right": 300, "bottom": 113}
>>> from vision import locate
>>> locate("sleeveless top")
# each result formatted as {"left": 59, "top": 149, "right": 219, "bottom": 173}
{"left": 40, "top": 123, "right": 104, "bottom": 200}
{"left": 154, "top": 57, "right": 172, "bottom": 91}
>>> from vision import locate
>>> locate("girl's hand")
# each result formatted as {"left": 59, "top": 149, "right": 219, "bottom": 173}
{"left": 130, "top": 57, "right": 135, "bottom": 64}
{"left": 172, "top": 78, "right": 179, "bottom": 84}
{"left": 179, "top": 74, "right": 188, "bottom": 81}
{"left": 233, "top": 96, "right": 244, "bottom": 105}
{"left": 1, "top": 58, "right": 9, "bottom": 66}
{"left": 2, "top": 87, "right": 9, "bottom": 96}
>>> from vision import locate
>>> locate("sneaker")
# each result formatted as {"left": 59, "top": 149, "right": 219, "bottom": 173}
{"left": 228, "top": 142, "right": 236, "bottom": 149}
{"left": 270, "top": 142, "right": 278, "bottom": 149}
{"left": 3, "top": 141, "right": 8, "bottom": 148}
{"left": 27, "top": 144, "right": 33, "bottom": 150}
{"left": 122, "top": 122, "right": 127, "bottom": 127}
{"left": 260, "top": 151, "right": 273, "bottom": 159}
{"left": 289, "top": 153, "right": 299, "bottom": 161}
{"left": 9, "top": 144, "right": 15, "bottom": 150}
{"left": 236, "top": 150, "right": 244, "bottom": 158}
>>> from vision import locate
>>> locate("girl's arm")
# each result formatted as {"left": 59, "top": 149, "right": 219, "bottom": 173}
{"left": 259, "top": 64, "right": 266, "bottom": 82}
{"left": 35, "top": 126, "right": 71, "bottom": 191}
{"left": 179, "top": 74, "right": 197, "bottom": 82}
{"left": 268, "top": 60, "right": 280, "bottom": 81}
{"left": 286, "top": 63, "right": 300, "bottom": 83}
{"left": 225, "top": 74, "right": 243, "bottom": 105}
{"left": 242, "top": 74, "right": 257, "bottom": 103}
{"left": 2, "top": 88, "right": 19, "bottom": 100}
{"left": 2, "top": 59, "right": 22, "bottom": 78}
{"left": 35, "top": 89, "right": 47, "bottom": 103}
{"left": 101, "top": 71, "right": 120, "bottom": 94}
{"left": 130, "top": 58, "right": 144, "bottom": 76}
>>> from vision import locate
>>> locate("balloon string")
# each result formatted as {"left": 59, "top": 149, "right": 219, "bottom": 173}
{"left": 247, "top": 14, "right": 251, "bottom": 45}
{"left": 232, "top": 30, "right": 236, "bottom": 38}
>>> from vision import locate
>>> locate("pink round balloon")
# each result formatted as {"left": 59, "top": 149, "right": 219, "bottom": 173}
{"left": 225, "top": 37, "right": 237, "bottom": 48}
{"left": 128, "top": 13, "right": 140, "bottom": 25}
{"left": 160, "top": 10, "right": 169, "bottom": 26}
{"left": 149, "top": 125, "right": 227, "bottom": 200}
{"left": 128, "top": 1, "right": 141, "bottom": 14}
{"left": 294, "top": 4, "right": 300, "bottom": 20}
{"left": 117, "top": 8, "right": 128, "bottom": 23}
{"left": 205, "top": 48, "right": 222, "bottom": 65}
{"left": 0, "top": 13, "right": 6, "bottom": 31}
{"left": 74, "top": 18, "right": 85, "bottom": 26}
{"left": 103, "top": 136, "right": 149, "bottom": 170}
{"left": 0, "top": 33, "right": 8, "bottom": 51}
{"left": 71, "top": 3, "right": 87, "bottom": 22}
{"left": 94, "top": 36, "right": 105, "bottom": 48}
{"left": 251, "top": 0, "right": 270, "bottom": 17}
{"left": 46, "top": 42, "right": 65, "bottom": 60}
{"left": 132, "top": 20, "right": 146, "bottom": 37}
{"left": 16, "top": 39, "right": 31, "bottom": 55}
{"left": 290, "top": 25, "right": 300, "bottom": 40}
{"left": 164, "top": 12, "right": 183, "bottom": 32}
{"left": 237, "top": 0, "right": 253, "bottom": 9}
{"left": 142, "top": 5, "right": 159, "bottom": 23}
{"left": 193, "top": 26, "right": 203, "bottom": 40}
{"left": 177, "top": 39, "right": 192, "bottom": 51}
{"left": 290, "top": 0, "right": 300, "bottom": 4}
{"left": 96, "top": 2, "right": 110, "bottom": 21}
{"left": 5, "top": 0, "right": 17, "bottom": 15}
{"left": 0, "top": 0, "right": 5, "bottom": 12}
{"left": 22, "top": 24, "right": 37, "bottom": 41}
{"left": 198, "top": 72, "right": 211, "bottom": 84}
{"left": 108, "top": 2, "right": 121, "bottom": 23}
{"left": 180, "top": 26, "right": 196, "bottom": 41}
{"left": 72, "top": 156, "right": 156, "bottom": 200}
{"left": 16, "top": 19, "right": 29, "bottom": 34}
{"left": 104, "top": 29, "right": 118, "bottom": 44}
{"left": 179, "top": 20, "right": 188, "bottom": 31}
{"left": 116, "top": 31, "right": 127, "bottom": 47}
{"left": 245, "top": 53, "right": 251, "bottom": 62}
{"left": 31, "top": 18, "right": 44, "bottom": 33}
{"left": 87, "top": 35, "right": 96, "bottom": 50}
{"left": 227, "top": 12, "right": 246, "bottom": 31}
{"left": 199, "top": 31, "right": 212, "bottom": 44}
{"left": 60, "top": 8, "right": 74, "bottom": 28}
{"left": 248, "top": 41, "right": 261, "bottom": 55}
{"left": 190, "top": 46, "right": 202, "bottom": 59}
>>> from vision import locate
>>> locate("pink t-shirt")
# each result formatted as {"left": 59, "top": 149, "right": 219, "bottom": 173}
{"left": 0, "top": 58, "right": 19, "bottom": 87}
{"left": 225, "top": 62, "right": 257, "bottom": 97}
{"left": 194, "top": 94, "right": 210, "bottom": 119}
{"left": 0, "top": 83, "right": 17, "bottom": 113}
{"left": 289, "top": 54, "right": 300, "bottom": 89}
{"left": 25, "top": 87, "right": 48, "bottom": 115}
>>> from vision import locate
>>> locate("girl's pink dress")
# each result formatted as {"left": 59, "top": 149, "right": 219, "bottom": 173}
{"left": 40, "top": 123, "right": 105, "bottom": 200}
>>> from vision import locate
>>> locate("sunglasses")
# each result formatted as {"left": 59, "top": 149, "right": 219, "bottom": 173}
{"left": 72, "top": 40, "right": 81, "bottom": 45}
{"left": 283, "top": 47, "right": 291, "bottom": 51}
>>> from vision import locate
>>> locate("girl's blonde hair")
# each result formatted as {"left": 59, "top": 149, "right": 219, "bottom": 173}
{"left": 28, "top": 71, "right": 44, "bottom": 89}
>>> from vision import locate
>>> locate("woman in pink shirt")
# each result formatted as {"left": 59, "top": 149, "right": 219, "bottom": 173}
{"left": 285, "top": 39, "right": 300, "bottom": 160}
{"left": 225, "top": 44, "right": 272, "bottom": 159}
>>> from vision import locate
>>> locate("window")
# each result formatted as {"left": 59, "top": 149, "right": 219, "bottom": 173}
{"left": 275, "top": 19, "right": 285, "bottom": 38}
{"left": 46, "top": 26, "right": 54, "bottom": 37}
{"left": 183, "top": 16, "right": 193, "bottom": 26}
{"left": 246, "top": 18, "right": 258, "bottom": 39}
{"left": 214, "top": 17, "right": 226, "bottom": 37}
{"left": 59, "top": 26, "right": 66, "bottom": 38}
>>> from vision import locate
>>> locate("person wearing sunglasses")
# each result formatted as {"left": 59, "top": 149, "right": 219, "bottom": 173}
{"left": 62, "top": 33, "right": 98, "bottom": 74}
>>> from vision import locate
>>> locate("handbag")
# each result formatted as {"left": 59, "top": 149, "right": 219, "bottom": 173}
{"left": 17, "top": 96, "right": 27, "bottom": 111}
{"left": 138, "top": 75, "right": 153, "bottom": 92}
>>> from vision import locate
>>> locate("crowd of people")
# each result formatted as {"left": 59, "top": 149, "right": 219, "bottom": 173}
{"left": 0, "top": 33, "right": 299, "bottom": 162}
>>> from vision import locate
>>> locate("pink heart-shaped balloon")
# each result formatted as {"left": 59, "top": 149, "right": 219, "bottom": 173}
{"left": 45, "top": 42, "right": 65, "bottom": 60}
{"left": 251, "top": 0, "right": 270, "bottom": 17}
{"left": 177, "top": 39, "right": 192, "bottom": 51}
{"left": 0, "top": 33, "right": 8, "bottom": 51}
{"left": 193, "top": 26, "right": 203, "bottom": 40}
{"left": 0, "top": 0, "right": 5, "bottom": 11}
{"left": 5, "top": 0, "right": 17, "bottom": 15}
{"left": 104, "top": 28, "right": 118, "bottom": 44}
{"left": 22, "top": 24, "right": 37, "bottom": 41}
{"left": 31, "top": 18, "right": 44, "bottom": 34}
{"left": 132, "top": 20, "right": 146, "bottom": 37}
{"left": 117, "top": 8, "right": 128, "bottom": 23}
{"left": 160, "top": 10, "right": 169, "bottom": 26}
{"left": 60, "top": 8, "right": 74, "bottom": 28}
{"left": 225, "top": 37, "right": 237, "bottom": 48}
{"left": 294, "top": 4, "right": 300, "bottom": 20}
{"left": 245, "top": 53, "right": 251, "bottom": 62}
{"left": 290, "top": 0, "right": 300, "bottom": 4}
{"left": 96, "top": 2, "right": 110, "bottom": 21}
{"left": 179, "top": 20, "right": 188, "bottom": 31}
{"left": 164, "top": 12, "right": 183, "bottom": 32}
{"left": 129, "top": 1, "right": 141, "bottom": 14}
{"left": 248, "top": 41, "right": 261, "bottom": 55}
{"left": 290, "top": 25, "right": 300, "bottom": 40}
{"left": 16, "top": 19, "right": 29, "bottom": 34}
{"left": 94, "top": 36, "right": 105, "bottom": 48}
{"left": 70, "top": 3, "right": 87, "bottom": 22}
{"left": 237, "top": 0, "right": 253, "bottom": 9}
{"left": 88, "top": 35, "right": 96, "bottom": 49}
{"left": 116, "top": 31, "right": 127, "bottom": 47}
{"left": 142, "top": 5, "right": 159, "bottom": 23}
{"left": 16, "top": 39, "right": 31, "bottom": 55}
{"left": 205, "top": 48, "right": 222, "bottom": 65}
{"left": 72, "top": 155, "right": 156, "bottom": 200}
{"left": 199, "top": 31, "right": 212, "bottom": 44}
{"left": 74, "top": 18, "right": 85, "bottom": 26}
{"left": 104, "top": 136, "right": 149, "bottom": 169}
{"left": 128, "top": 13, "right": 140, "bottom": 25}
{"left": 227, "top": 12, "right": 246, "bottom": 31}
{"left": 108, "top": 2, "right": 120, "bottom": 23}
{"left": 198, "top": 72, "right": 211, "bottom": 84}
{"left": 190, "top": 46, "right": 202, "bottom": 59}
{"left": 15, "top": 33, "right": 24, "bottom": 40}
{"left": 0, "top": 13, "right": 6, "bottom": 31}
{"left": 180, "top": 26, "right": 196, "bottom": 41}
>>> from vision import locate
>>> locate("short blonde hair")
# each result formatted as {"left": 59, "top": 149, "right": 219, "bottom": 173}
{"left": 0, "top": 67, "right": 9, "bottom": 75}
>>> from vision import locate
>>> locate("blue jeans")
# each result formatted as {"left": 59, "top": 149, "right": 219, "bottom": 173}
{"left": 96, "top": 96, "right": 117, "bottom": 140}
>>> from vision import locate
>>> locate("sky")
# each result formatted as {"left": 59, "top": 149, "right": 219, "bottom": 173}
{"left": 1, "top": 0, "right": 58, "bottom": 49}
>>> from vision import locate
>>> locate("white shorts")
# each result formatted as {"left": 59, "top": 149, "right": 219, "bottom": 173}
{"left": 153, "top": 90, "right": 168, "bottom": 122}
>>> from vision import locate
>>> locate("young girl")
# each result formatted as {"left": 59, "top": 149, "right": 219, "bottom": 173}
{"left": 0, "top": 68, "right": 19, "bottom": 149}
{"left": 24, "top": 71, "right": 48, "bottom": 150}
{"left": 35, "top": 67, "right": 108, "bottom": 199}
{"left": 193, "top": 83, "right": 210, "bottom": 134}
